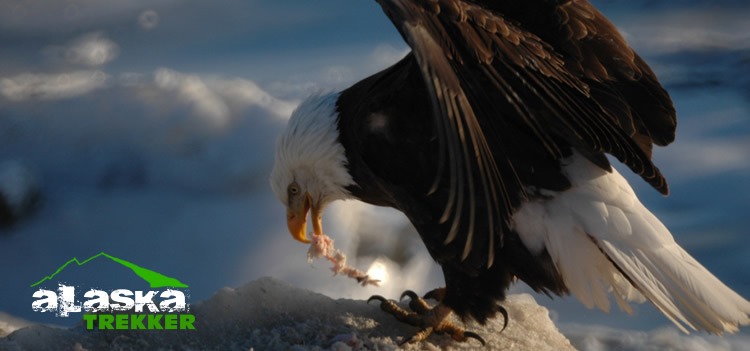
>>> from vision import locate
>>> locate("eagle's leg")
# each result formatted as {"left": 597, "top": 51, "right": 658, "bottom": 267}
{"left": 368, "top": 290, "right": 485, "bottom": 345}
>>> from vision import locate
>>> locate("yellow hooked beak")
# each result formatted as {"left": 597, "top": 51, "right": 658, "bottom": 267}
{"left": 286, "top": 193, "right": 323, "bottom": 244}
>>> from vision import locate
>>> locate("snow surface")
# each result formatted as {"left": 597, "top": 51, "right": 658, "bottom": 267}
{"left": 0, "top": 277, "right": 575, "bottom": 350}
{"left": 0, "top": 312, "right": 36, "bottom": 338}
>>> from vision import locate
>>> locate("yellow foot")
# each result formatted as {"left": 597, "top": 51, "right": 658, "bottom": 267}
{"left": 368, "top": 290, "right": 487, "bottom": 346}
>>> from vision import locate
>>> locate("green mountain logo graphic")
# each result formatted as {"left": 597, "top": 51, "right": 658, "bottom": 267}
{"left": 30, "top": 252, "right": 189, "bottom": 288}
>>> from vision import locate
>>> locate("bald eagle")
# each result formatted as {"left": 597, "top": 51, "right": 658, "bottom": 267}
{"left": 270, "top": 0, "right": 750, "bottom": 344}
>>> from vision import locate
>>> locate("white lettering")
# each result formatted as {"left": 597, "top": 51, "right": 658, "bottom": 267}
{"left": 134, "top": 291, "right": 159, "bottom": 313}
{"left": 82, "top": 290, "right": 109, "bottom": 312}
{"left": 58, "top": 285, "right": 80, "bottom": 317}
{"left": 32, "top": 286, "right": 189, "bottom": 315}
{"left": 31, "top": 289, "right": 57, "bottom": 312}
{"left": 110, "top": 289, "right": 135, "bottom": 311}
{"left": 159, "top": 290, "right": 187, "bottom": 312}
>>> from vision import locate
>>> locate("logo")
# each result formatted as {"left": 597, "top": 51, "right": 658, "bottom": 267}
{"left": 30, "top": 252, "right": 195, "bottom": 330}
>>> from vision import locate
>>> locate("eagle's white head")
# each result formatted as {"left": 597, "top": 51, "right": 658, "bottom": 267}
{"left": 270, "top": 93, "right": 356, "bottom": 243}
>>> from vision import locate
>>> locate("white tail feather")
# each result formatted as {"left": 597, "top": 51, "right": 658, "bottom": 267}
{"left": 513, "top": 154, "right": 750, "bottom": 334}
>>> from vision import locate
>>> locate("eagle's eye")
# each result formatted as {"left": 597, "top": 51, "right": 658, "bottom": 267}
{"left": 288, "top": 183, "right": 300, "bottom": 196}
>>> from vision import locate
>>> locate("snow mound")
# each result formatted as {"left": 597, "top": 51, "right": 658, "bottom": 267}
{"left": 0, "top": 277, "right": 575, "bottom": 350}
{"left": 0, "top": 312, "right": 36, "bottom": 338}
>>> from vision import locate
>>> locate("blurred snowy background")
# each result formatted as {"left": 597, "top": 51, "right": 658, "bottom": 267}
{"left": 0, "top": 0, "right": 749, "bottom": 349}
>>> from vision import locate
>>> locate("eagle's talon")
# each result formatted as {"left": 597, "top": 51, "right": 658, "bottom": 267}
{"left": 400, "top": 290, "right": 419, "bottom": 302}
{"left": 375, "top": 290, "right": 486, "bottom": 346}
{"left": 399, "top": 326, "right": 434, "bottom": 345}
{"left": 368, "top": 294, "right": 419, "bottom": 325}
{"left": 423, "top": 287, "right": 446, "bottom": 302}
{"left": 367, "top": 295, "right": 387, "bottom": 305}
{"left": 497, "top": 304, "right": 509, "bottom": 333}
{"left": 400, "top": 290, "right": 432, "bottom": 314}
{"left": 463, "top": 331, "right": 486, "bottom": 346}
{"left": 433, "top": 320, "right": 486, "bottom": 346}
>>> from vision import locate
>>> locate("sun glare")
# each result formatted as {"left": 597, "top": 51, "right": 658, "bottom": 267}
{"left": 366, "top": 260, "right": 389, "bottom": 286}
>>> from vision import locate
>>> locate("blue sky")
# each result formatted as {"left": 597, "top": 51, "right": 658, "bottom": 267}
{"left": 1, "top": 0, "right": 750, "bottom": 347}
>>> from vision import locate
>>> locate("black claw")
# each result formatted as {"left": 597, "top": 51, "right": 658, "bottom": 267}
{"left": 423, "top": 288, "right": 445, "bottom": 302}
{"left": 398, "top": 333, "right": 420, "bottom": 346}
{"left": 464, "top": 331, "right": 486, "bottom": 346}
{"left": 497, "top": 304, "right": 509, "bottom": 333}
{"left": 398, "top": 337, "right": 412, "bottom": 346}
{"left": 368, "top": 295, "right": 388, "bottom": 305}
{"left": 400, "top": 290, "right": 419, "bottom": 302}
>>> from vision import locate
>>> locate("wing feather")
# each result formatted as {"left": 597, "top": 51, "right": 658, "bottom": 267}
{"left": 514, "top": 154, "right": 750, "bottom": 334}
{"left": 375, "top": 0, "right": 675, "bottom": 266}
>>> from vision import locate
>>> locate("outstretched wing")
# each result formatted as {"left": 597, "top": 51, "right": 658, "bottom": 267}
{"left": 490, "top": 0, "right": 677, "bottom": 155}
{"left": 374, "top": 0, "right": 676, "bottom": 266}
